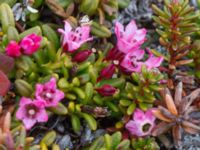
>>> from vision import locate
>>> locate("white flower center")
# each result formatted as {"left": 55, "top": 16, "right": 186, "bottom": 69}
{"left": 113, "top": 60, "right": 119, "bottom": 65}
{"left": 131, "top": 56, "right": 138, "bottom": 67}
{"left": 28, "top": 109, "right": 35, "bottom": 115}
{"left": 92, "top": 48, "right": 96, "bottom": 53}
{"left": 46, "top": 92, "right": 52, "bottom": 98}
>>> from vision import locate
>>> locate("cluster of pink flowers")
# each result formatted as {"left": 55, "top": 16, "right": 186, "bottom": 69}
{"left": 6, "top": 33, "right": 42, "bottom": 57}
{"left": 99, "top": 20, "right": 163, "bottom": 81}
{"left": 16, "top": 78, "right": 64, "bottom": 130}
{"left": 116, "top": 20, "right": 163, "bottom": 73}
{"left": 96, "top": 20, "right": 163, "bottom": 97}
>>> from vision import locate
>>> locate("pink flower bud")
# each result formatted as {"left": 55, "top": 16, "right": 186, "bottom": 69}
{"left": 97, "top": 64, "right": 115, "bottom": 81}
{"left": 96, "top": 84, "right": 117, "bottom": 96}
{"left": 20, "top": 33, "right": 42, "bottom": 55}
{"left": 72, "top": 50, "right": 92, "bottom": 62}
{"left": 5, "top": 41, "right": 21, "bottom": 58}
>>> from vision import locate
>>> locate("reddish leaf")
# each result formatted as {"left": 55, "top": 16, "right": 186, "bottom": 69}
{"left": 0, "top": 71, "right": 10, "bottom": 96}
{"left": 0, "top": 53, "right": 14, "bottom": 74}
{"left": 152, "top": 122, "right": 174, "bottom": 136}
{"left": 172, "top": 125, "right": 181, "bottom": 146}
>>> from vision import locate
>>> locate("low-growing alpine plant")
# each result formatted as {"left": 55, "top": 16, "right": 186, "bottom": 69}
{"left": 1, "top": 0, "right": 200, "bottom": 149}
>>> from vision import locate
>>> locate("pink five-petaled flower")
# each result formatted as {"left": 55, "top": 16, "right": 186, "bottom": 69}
{"left": 120, "top": 49, "right": 163, "bottom": 73}
{"left": 16, "top": 97, "right": 48, "bottom": 130}
{"left": 115, "top": 20, "right": 147, "bottom": 54}
{"left": 58, "top": 21, "right": 93, "bottom": 53}
{"left": 125, "top": 109, "right": 156, "bottom": 137}
{"left": 5, "top": 41, "right": 21, "bottom": 57}
{"left": 35, "top": 78, "right": 64, "bottom": 107}
{"left": 120, "top": 49, "right": 145, "bottom": 73}
{"left": 20, "top": 33, "right": 42, "bottom": 55}
{"left": 96, "top": 84, "right": 117, "bottom": 96}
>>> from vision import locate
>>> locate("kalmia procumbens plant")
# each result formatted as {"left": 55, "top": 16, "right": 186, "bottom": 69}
{"left": 1, "top": 0, "right": 200, "bottom": 149}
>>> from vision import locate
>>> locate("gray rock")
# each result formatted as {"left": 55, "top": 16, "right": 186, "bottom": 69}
{"left": 57, "top": 135, "right": 73, "bottom": 150}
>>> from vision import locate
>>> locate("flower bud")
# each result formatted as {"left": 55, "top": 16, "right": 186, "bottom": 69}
{"left": 106, "top": 47, "right": 125, "bottom": 62}
{"left": 20, "top": 33, "right": 42, "bottom": 55}
{"left": 96, "top": 84, "right": 117, "bottom": 96}
{"left": 5, "top": 41, "right": 21, "bottom": 58}
{"left": 72, "top": 50, "right": 92, "bottom": 63}
{"left": 97, "top": 64, "right": 115, "bottom": 81}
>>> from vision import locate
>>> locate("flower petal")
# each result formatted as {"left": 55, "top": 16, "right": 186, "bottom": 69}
{"left": 134, "top": 29, "right": 147, "bottom": 42}
{"left": 35, "top": 84, "right": 44, "bottom": 100}
{"left": 33, "top": 100, "right": 46, "bottom": 108}
{"left": 23, "top": 118, "right": 36, "bottom": 130}
{"left": 145, "top": 109, "right": 156, "bottom": 122}
{"left": 129, "top": 49, "right": 145, "bottom": 59}
{"left": 134, "top": 109, "right": 145, "bottom": 121}
{"left": 64, "top": 21, "right": 72, "bottom": 33}
{"left": 125, "top": 120, "right": 143, "bottom": 136}
{"left": 36, "top": 109, "right": 48, "bottom": 122}
{"left": 45, "top": 77, "right": 57, "bottom": 89}
{"left": 19, "top": 97, "right": 32, "bottom": 106}
{"left": 125, "top": 20, "right": 137, "bottom": 38}
{"left": 145, "top": 52, "right": 163, "bottom": 70}
{"left": 16, "top": 107, "right": 26, "bottom": 120}
{"left": 115, "top": 21, "right": 124, "bottom": 38}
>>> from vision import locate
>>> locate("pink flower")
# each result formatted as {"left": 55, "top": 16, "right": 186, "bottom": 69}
{"left": 115, "top": 20, "right": 147, "bottom": 54}
{"left": 125, "top": 109, "right": 156, "bottom": 137}
{"left": 58, "top": 21, "right": 93, "bottom": 53}
{"left": 16, "top": 97, "right": 48, "bottom": 130}
{"left": 120, "top": 50, "right": 163, "bottom": 73}
{"left": 35, "top": 78, "right": 64, "bottom": 107}
{"left": 120, "top": 49, "right": 145, "bottom": 73}
{"left": 5, "top": 41, "right": 21, "bottom": 57}
{"left": 20, "top": 33, "right": 42, "bottom": 55}
{"left": 96, "top": 84, "right": 117, "bottom": 96}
